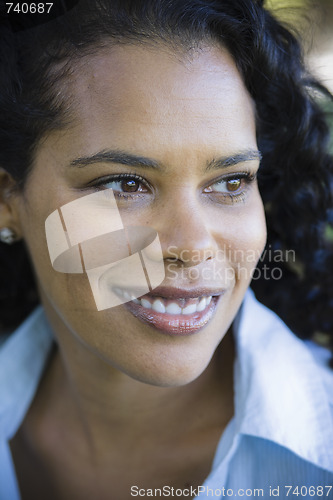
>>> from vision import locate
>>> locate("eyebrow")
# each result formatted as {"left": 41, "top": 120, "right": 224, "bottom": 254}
{"left": 70, "top": 150, "right": 161, "bottom": 169}
{"left": 206, "top": 149, "right": 262, "bottom": 171}
{"left": 69, "top": 148, "right": 262, "bottom": 171}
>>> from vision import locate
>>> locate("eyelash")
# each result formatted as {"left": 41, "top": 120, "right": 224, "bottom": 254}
{"left": 87, "top": 171, "right": 257, "bottom": 203}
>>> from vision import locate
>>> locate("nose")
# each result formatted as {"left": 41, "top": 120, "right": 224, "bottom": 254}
{"left": 155, "top": 201, "right": 219, "bottom": 268}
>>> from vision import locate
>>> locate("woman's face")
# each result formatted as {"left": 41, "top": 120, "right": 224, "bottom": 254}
{"left": 13, "top": 44, "right": 266, "bottom": 386}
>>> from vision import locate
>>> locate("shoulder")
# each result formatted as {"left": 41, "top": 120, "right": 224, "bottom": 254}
{"left": 304, "top": 340, "right": 333, "bottom": 408}
{"left": 233, "top": 289, "right": 333, "bottom": 474}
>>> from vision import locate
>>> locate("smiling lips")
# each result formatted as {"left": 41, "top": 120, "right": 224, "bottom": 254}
{"left": 114, "top": 287, "right": 224, "bottom": 335}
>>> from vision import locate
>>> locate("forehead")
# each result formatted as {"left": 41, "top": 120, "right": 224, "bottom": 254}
{"left": 49, "top": 43, "right": 257, "bottom": 164}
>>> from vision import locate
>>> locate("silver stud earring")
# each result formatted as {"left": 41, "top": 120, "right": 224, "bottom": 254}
{"left": 0, "top": 227, "right": 18, "bottom": 245}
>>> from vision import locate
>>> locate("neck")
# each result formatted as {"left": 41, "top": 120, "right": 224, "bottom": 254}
{"left": 40, "top": 298, "right": 235, "bottom": 456}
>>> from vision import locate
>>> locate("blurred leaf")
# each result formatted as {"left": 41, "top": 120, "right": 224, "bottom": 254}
{"left": 325, "top": 225, "right": 333, "bottom": 242}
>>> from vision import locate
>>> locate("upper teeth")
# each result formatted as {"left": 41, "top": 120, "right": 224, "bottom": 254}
{"left": 114, "top": 288, "right": 212, "bottom": 315}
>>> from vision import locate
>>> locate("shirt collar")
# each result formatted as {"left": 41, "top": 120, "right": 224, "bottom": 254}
{"left": 0, "top": 307, "right": 54, "bottom": 440}
{"left": 233, "top": 289, "right": 333, "bottom": 473}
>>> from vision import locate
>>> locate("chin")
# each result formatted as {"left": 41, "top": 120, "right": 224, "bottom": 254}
{"left": 118, "top": 349, "right": 215, "bottom": 388}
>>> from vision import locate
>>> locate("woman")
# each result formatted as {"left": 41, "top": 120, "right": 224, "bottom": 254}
{"left": 0, "top": 1, "right": 332, "bottom": 498}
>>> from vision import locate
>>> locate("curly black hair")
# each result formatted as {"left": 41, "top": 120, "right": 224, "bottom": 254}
{"left": 0, "top": 0, "right": 333, "bottom": 364}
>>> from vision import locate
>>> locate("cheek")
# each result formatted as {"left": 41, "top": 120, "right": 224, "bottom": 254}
{"left": 214, "top": 196, "right": 267, "bottom": 275}
{"left": 235, "top": 208, "right": 267, "bottom": 275}
{"left": 27, "top": 232, "right": 97, "bottom": 317}
{"left": 17, "top": 199, "right": 96, "bottom": 318}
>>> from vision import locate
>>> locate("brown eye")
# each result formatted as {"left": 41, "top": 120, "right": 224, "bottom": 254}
{"left": 121, "top": 179, "right": 141, "bottom": 192}
{"left": 100, "top": 176, "right": 149, "bottom": 194}
{"left": 226, "top": 179, "right": 241, "bottom": 192}
{"left": 205, "top": 177, "right": 243, "bottom": 194}
{"left": 203, "top": 172, "right": 256, "bottom": 203}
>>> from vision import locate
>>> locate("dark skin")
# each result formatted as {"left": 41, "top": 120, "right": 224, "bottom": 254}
{"left": 3, "top": 43, "right": 266, "bottom": 499}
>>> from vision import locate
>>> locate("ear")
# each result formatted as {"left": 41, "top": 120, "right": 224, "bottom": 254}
{"left": 0, "top": 168, "right": 23, "bottom": 240}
